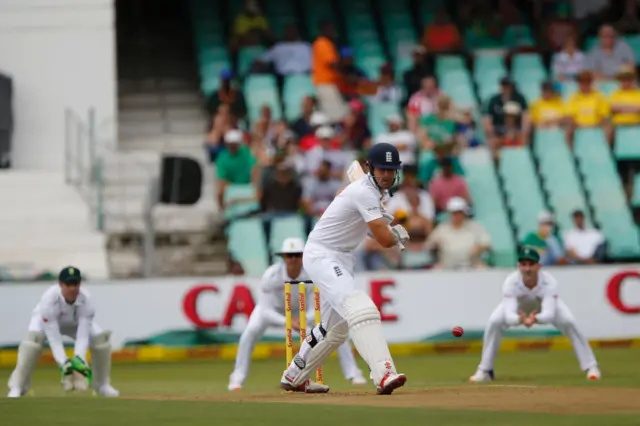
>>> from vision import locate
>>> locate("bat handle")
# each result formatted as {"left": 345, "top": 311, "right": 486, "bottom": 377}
{"left": 397, "top": 242, "right": 405, "bottom": 251}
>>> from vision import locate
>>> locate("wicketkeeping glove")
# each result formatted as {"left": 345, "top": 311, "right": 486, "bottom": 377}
{"left": 390, "top": 224, "right": 410, "bottom": 246}
{"left": 60, "top": 358, "right": 73, "bottom": 385}
{"left": 70, "top": 355, "right": 92, "bottom": 384}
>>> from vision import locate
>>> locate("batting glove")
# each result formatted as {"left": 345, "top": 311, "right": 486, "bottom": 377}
{"left": 390, "top": 224, "right": 410, "bottom": 246}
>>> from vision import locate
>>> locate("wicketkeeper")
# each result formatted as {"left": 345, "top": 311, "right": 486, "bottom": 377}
{"left": 7, "top": 266, "right": 119, "bottom": 397}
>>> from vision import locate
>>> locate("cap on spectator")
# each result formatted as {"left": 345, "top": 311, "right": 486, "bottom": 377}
{"left": 386, "top": 113, "right": 403, "bottom": 124}
{"left": 538, "top": 210, "right": 554, "bottom": 224}
{"left": 500, "top": 76, "right": 514, "bottom": 86}
{"left": 617, "top": 65, "right": 636, "bottom": 79}
{"left": 310, "top": 111, "right": 330, "bottom": 127}
{"left": 503, "top": 101, "right": 522, "bottom": 115}
{"left": 220, "top": 68, "right": 233, "bottom": 80}
{"left": 446, "top": 196, "right": 468, "bottom": 213}
{"left": 316, "top": 126, "right": 335, "bottom": 139}
{"left": 340, "top": 47, "right": 354, "bottom": 57}
{"left": 224, "top": 129, "right": 244, "bottom": 144}
{"left": 577, "top": 70, "right": 593, "bottom": 82}
{"left": 349, "top": 99, "right": 365, "bottom": 112}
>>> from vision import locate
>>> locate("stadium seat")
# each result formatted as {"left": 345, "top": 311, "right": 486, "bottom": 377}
{"left": 498, "top": 147, "right": 548, "bottom": 240}
{"left": 533, "top": 129, "right": 592, "bottom": 233}
{"left": 368, "top": 102, "right": 400, "bottom": 137}
{"left": 459, "top": 148, "right": 516, "bottom": 266}
{"left": 269, "top": 215, "right": 307, "bottom": 253}
{"left": 244, "top": 75, "right": 282, "bottom": 123}
{"left": 283, "top": 75, "right": 315, "bottom": 121}
{"left": 238, "top": 46, "right": 266, "bottom": 77}
{"left": 614, "top": 126, "right": 640, "bottom": 160}
{"left": 223, "top": 185, "right": 259, "bottom": 220}
{"left": 228, "top": 218, "right": 269, "bottom": 276}
{"left": 474, "top": 54, "right": 506, "bottom": 82}
{"left": 633, "top": 173, "right": 640, "bottom": 207}
{"left": 502, "top": 25, "right": 535, "bottom": 48}
{"left": 573, "top": 128, "right": 640, "bottom": 259}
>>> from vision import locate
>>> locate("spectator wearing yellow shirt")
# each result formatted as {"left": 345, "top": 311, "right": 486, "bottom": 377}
{"left": 609, "top": 65, "right": 640, "bottom": 127}
{"left": 530, "top": 81, "right": 566, "bottom": 128}
{"left": 564, "top": 71, "right": 610, "bottom": 147}
{"left": 232, "top": 0, "right": 272, "bottom": 49}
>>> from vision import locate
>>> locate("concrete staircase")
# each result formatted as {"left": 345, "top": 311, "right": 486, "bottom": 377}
{"left": 99, "top": 2, "right": 227, "bottom": 278}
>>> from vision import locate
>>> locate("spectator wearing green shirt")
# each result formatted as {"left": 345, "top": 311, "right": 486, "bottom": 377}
{"left": 216, "top": 130, "right": 257, "bottom": 211}
{"left": 520, "top": 211, "right": 566, "bottom": 266}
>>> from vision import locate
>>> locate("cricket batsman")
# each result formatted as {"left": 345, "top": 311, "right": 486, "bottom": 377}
{"left": 469, "top": 247, "right": 601, "bottom": 382}
{"left": 7, "top": 266, "right": 120, "bottom": 397}
{"left": 228, "top": 237, "right": 367, "bottom": 391}
{"left": 279, "top": 142, "right": 409, "bottom": 395}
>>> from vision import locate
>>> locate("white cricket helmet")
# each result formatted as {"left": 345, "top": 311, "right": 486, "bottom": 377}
{"left": 276, "top": 237, "right": 305, "bottom": 255}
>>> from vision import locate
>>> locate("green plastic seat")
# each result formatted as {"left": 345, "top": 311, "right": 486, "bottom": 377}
{"left": 244, "top": 75, "right": 282, "bottom": 123}
{"left": 283, "top": 75, "right": 315, "bottom": 121}
{"left": 518, "top": 82, "right": 542, "bottom": 104}
{"left": 615, "top": 126, "right": 640, "bottom": 160}
{"left": 633, "top": 173, "right": 640, "bottom": 207}
{"left": 474, "top": 54, "right": 506, "bottom": 80}
{"left": 228, "top": 218, "right": 269, "bottom": 277}
{"left": 597, "top": 80, "right": 619, "bottom": 96}
{"left": 269, "top": 216, "right": 307, "bottom": 253}
{"left": 502, "top": 25, "right": 534, "bottom": 48}
{"left": 238, "top": 46, "right": 266, "bottom": 76}
{"left": 356, "top": 55, "right": 386, "bottom": 80}
{"left": 223, "top": 185, "right": 260, "bottom": 220}
{"left": 560, "top": 81, "right": 578, "bottom": 100}
{"left": 533, "top": 129, "right": 592, "bottom": 232}
{"left": 512, "top": 53, "right": 545, "bottom": 74}
{"left": 498, "top": 148, "right": 548, "bottom": 240}
{"left": 368, "top": 103, "right": 400, "bottom": 137}
{"left": 435, "top": 55, "right": 466, "bottom": 74}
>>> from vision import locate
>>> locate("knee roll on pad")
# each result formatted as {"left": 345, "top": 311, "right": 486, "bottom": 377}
{"left": 343, "top": 291, "right": 381, "bottom": 328}
{"left": 90, "top": 331, "right": 111, "bottom": 347}
{"left": 25, "top": 331, "right": 45, "bottom": 345}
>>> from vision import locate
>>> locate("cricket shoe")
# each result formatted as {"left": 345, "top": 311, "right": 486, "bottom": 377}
{"left": 469, "top": 369, "right": 494, "bottom": 383}
{"left": 7, "top": 388, "right": 22, "bottom": 398}
{"left": 228, "top": 382, "right": 242, "bottom": 391}
{"left": 587, "top": 366, "right": 601, "bottom": 380}
{"left": 351, "top": 373, "right": 368, "bottom": 386}
{"left": 376, "top": 373, "right": 407, "bottom": 395}
{"left": 95, "top": 385, "right": 120, "bottom": 397}
{"left": 279, "top": 371, "right": 329, "bottom": 393}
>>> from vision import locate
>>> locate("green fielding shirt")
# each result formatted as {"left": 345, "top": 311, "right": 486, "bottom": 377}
{"left": 216, "top": 145, "right": 256, "bottom": 184}
{"left": 420, "top": 114, "right": 456, "bottom": 144}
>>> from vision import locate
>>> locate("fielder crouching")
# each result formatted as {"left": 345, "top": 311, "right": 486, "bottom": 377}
{"left": 7, "top": 266, "right": 119, "bottom": 398}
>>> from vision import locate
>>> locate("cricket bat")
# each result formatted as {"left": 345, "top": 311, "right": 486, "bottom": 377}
{"left": 345, "top": 160, "right": 405, "bottom": 251}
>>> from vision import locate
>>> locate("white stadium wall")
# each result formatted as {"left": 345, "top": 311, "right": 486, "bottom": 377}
{"left": 0, "top": 0, "right": 117, "bottom": 170}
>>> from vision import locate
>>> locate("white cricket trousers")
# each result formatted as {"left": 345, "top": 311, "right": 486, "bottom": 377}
{"left": 230, "top": 304, "right": 362, "bottom": 385}
{"left": 478, "top": 299, "right": 598, "bottom": 372}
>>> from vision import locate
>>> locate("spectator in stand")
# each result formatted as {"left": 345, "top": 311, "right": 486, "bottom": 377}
{"left": 205, "top": 104, "right": 236, "bottom": 162}
{"left": 565, "top": 70, "right": 610, "bottom": 146}
{"left": 260, "top": 163, "right": 302, "bottom": 214}
{"left": 312, "top": 20, "right": 348, "bottom": 121}
{"left": 256, "top": 25, "right": 311, "bottom": 77}
{"left": 418, "top": 95, "right": 458, "bottom": 153}
{"left": 290, "top": 96, "right": 317, "bottom": 139}
{"left": 374, "top": 113, "right": 417, "bottom": 167}
{"left": 258, "top": 149, "right": 298, "bottom": 191}
{"left": 337, "top": 47, "right": 368, "bottom": 100}
{"left": 422, "top": 8, "right": 463, "bottom": 53}
{"left": 385, "top": 165, "right": 435, "bottom": 235}
{"left": 406, "top": 76, "right": 441, "bottom": 132}
{"left": 301, "top": 160, "right": 343, "bottom": 218}
{"left": 455, "top": 106, "right": 481, "bottom": 148}
{"left": 425, "top": 197, "right": 492, "bottom": 270}
{"left": 216, "top": 130, "right": 258, "bottom": 211}
{"left": 231, "top": 0, "right": 272, "bottom": 49}
{"left": 536, "top": 0, "right": 578, "bottom": 52}
{"left": 462, "top": 7, "right": 504, "bottom": 49}
{"left": 552, "top": 34, "right": 587, "bottom": 81}
{"left": 499, "top": 102, "right": 526, "bottom": 151}
{"left": 608, "top": 65, "right": 640, "bottom": 136}
{"left": 205, "top": 69, "right": 247, "bottom": 119}
{"left": 338, "top": 99, "right": 372, "bottom": 152}
{"left": 562, "top": 210, "right": 606, "bottom": 264}
{"left": 482, "top": 77, "right": 529, "bottom": 157}
{"left": 428, "top": 157, "right": 470, "bottom": 215}
{"left": 371, "top": 63, "right": 402, "bottom": 104}
{"left": 251, "top": 105, "right": 279, "bottom": 152}
{"left": 530, "top": 81, "right": 567, "bottom": 128}
{"left": 615, "top": 0, "right": 640, "bottom": 33}
{"left": 403, "top": 45, "right": 432, "bottom": 105}
{"left": 587, "top": 25, "right": 636, "bottom": 81}
{"left": 521, "top": 211, "right": 566, "bottom": 266}
{"left": 298, "top": 111, "right": 332, "bottom": 152}
{"left": 304, "top": 126, "right": 351, "bottom": 179}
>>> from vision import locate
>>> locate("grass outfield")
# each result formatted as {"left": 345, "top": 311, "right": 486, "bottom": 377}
{"left": 2, "top": 348, "right": 640, "bottom": 425}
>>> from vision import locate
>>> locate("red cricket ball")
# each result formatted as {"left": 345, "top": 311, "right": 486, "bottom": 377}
{"left": 452, "top": 326, "right": 464, "bottom": 338}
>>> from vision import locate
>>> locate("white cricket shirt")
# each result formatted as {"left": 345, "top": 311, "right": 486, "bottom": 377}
{"left": 33, "top": 285, "right": 95, "bottom": 366}
{"left": 501, "top": 270, "right": 559, "bottom": 326}
{"left": 258, "top": 262, "right": 315, "bottom": 326}
{"left": 307, "top": 175, "right": 385, "bottom": 252}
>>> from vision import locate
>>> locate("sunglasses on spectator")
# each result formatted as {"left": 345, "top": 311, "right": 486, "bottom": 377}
{"left": 283, "top": 253, "right": 302, "bottom": 258}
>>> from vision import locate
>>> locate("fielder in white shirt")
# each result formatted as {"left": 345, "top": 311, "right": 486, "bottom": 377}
{"left": 228, "top": 238, "right": 366, "bottom": 391}
{"left": 7, "top": 266, "right": 119, "bottom": 398}
{"left": 279, "top": 143, "right": 410, "bottom": 395}
{"left": 469, "top": 247, "right": 601, "bottom": 383}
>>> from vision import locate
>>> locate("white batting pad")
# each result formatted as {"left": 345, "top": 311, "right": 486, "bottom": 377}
{"left": 89, "top": 331, "right": 113, "bottom": 390}
{"left": 343, "top": 291, "right": 396, "bottom": 384}
{"left": 291, "top": 321, "right": 349, "bottom": 386}
{"left": 7, "top": 331, "right": 44, "bottom": 392}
